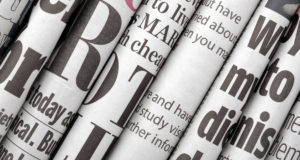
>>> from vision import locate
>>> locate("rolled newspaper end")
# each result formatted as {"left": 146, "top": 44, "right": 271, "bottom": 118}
{"left": 0, "top": 0, "right": 34, "bottom": 55}
{"left": 106, "top": 0, "right": 260, "bottom": 160}
{"left": 0, "top": 0, "right": 142, "bottom": 159}
{"left": 266, "top": 97, "right": 300, "bottom": 160}
{"left": 169, "top": 0, "right": 300, "bottom": 159}
{"left": 219, "top": 6, "right": 300, "bottom": 160}
{"left": 54, "top": 0, "right": 201, "bottom": 159}
{"left": 0, "top": 0, "right": 81, "bottom": 151}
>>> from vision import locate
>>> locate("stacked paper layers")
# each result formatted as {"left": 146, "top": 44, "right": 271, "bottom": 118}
{"left": 0, "top": 0, "right": 299, "bottom": 160}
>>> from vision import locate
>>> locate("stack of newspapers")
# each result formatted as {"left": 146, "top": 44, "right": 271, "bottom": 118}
{"left": 0, "top": 0, "right": 299, "bottom": 159}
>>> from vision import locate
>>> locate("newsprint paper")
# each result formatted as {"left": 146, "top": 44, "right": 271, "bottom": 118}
{"left": 106, "top": 0, "right": 260, "bottom": 160}
{"left": 170, "top": 0, "right": 300, "bottom": 159}
{"left": 0, "top": 0, "right": 142, "bottom": 159}
{"left": 220, "top": 6, "right": 300, "bottom": 160}
{"left": 266, "top": 96, "right": 300, "bottom": 160}
{"left": 0, "top": 0, "right": 34, "bottom": 55}
{"left": 0, "top": 0, "right": 81, "bottom": 159}
{"left": 54, "top": 0, "right": 200, "bottom": 159}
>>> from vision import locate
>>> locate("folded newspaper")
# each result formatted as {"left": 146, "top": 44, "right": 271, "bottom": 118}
{"left": 54, "top": 0, "right": 200, "bottom": 159}
{"left": 266, "top": 96, "right": 300, "bottom": 160}
{"left": 0, "top": 0, "right": 142, "bottom": 159}
{"left": 106, "top": 0, "right": 260, "bottom": 159}
{"left": 0, "top": 0, "right": 298, "bottom": 160}
{"left": 170, "top": 0, "right": 300, "bottom": 159}
{"left": 220, "top": 6, "right": 300, "bottom": 159}
{"left": 0, "top": 0, "right": 34, "bottom": 55}
{"left": 0, "top": 0, "right": 82, "bottom": 158}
